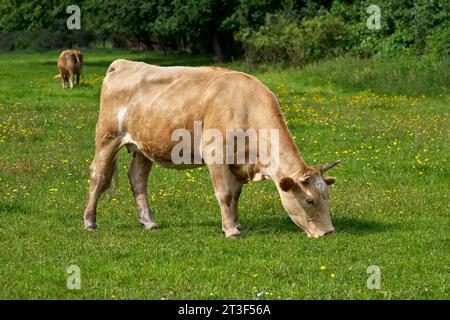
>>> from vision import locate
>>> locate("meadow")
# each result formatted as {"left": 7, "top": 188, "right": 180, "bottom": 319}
{"left": 0, "top": 50, "right": 448, "bottom": 299}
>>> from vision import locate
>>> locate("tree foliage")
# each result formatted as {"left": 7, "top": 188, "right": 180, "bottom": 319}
{"left": 0, "top": 0, "right": 448, "bottom": 63}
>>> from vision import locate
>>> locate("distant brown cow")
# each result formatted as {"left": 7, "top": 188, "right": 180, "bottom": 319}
{"left": 55, "top": 49, "right": 83, "bottom": 89}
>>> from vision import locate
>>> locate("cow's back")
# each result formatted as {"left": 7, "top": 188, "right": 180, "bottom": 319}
{"left": 101, "top": 59, "right": 231, "bottom": 111}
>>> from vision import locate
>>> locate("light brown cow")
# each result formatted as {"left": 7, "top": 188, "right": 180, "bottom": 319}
{"left": 83, "top": 59, "right": 340, "bottom": 238}
{"left": 55, "top": 49, "right": 83, "bottom": 89}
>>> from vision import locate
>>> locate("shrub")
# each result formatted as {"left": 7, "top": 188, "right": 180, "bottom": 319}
{"left": 300, "top": 13, "right": 352, "bottom": 61}
{"left": 424, "top": 24, "right": 450, "bottom": 60}
{"left": 238, "top": 12, "right": 351, "bottom": 68}
{"left": 331, "top": 0, "right": 450, "bottom": 59}
{"left": 238, "top": 13, "right": 303, "bottom": 67}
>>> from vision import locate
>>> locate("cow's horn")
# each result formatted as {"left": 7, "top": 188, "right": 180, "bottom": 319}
{"left": 319, "top": 160, "right": 341, "bottom": 173}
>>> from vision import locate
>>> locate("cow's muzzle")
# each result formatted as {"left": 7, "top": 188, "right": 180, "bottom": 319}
{"left": 308, "top": 227, "right": 335, "bottom": 239}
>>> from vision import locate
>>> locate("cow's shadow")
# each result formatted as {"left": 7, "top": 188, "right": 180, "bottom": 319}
{"left": 141, "top": 212, "right": 396, "bottom": 237}
{"left": 241, "top": 215, "right": 395, "bottom": 236}
{"left": 331, "top": 216, "right": 395, "bottom": 235}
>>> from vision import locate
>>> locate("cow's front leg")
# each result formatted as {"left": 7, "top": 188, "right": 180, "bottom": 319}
{"left": 128, "top": 151, "right": 158, "bottom": 230}
{"left": 208, "top": 164, "right": 243, "bottom": 238}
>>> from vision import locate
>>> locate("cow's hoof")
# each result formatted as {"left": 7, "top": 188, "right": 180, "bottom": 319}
{"left": 142, "top": 222, "right": 159, "bottom": 230}
{"left": 84, "top": 222, "right": 97, "bottom": 231}
{"left": 224, "top": 228, "right": 242, "bottom": 239}
{"left": 84, "top": 219, "right": 97, "bottom": 231}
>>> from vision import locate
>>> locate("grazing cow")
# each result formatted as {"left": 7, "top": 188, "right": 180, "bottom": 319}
{"left": 55, "top": 49, "right": 83, "bottom": 88}
{"left": 83, "top": 59, "right": 340, "bottom": 238}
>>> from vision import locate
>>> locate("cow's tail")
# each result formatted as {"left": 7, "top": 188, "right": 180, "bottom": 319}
{"left": 107, "top": 155, "right": 119, "bottom": 197}
{"left": 99, "top": 154, "right": 119, "bottom": 199}
{"left": 75, "top": 51, "right": 83, "bottom": 78}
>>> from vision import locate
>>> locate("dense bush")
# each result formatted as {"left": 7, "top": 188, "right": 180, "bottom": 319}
{"left": 241, "top": 0, "right": 449, "bottom": 67}
{"left": 424, "top": 24, "right": 450, "bottom": 60}
{"left": 239, "top": 12, "right": 351, "bottom": 67}
{"left": 330, "top": 0, "right": 450, "bottom": 59}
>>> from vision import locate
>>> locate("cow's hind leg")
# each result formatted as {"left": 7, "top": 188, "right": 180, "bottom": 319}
{"left": 208, "top": 164, "right": 244, "bottom": 238}
{"left": 69, "top": 72, "right": 74, "bottom": 89}
{"left": 62, "top": 75, "right": 68, "bottom": 89}
{"left": 127, "top": 151, "right": 158, "bottom": 230}
{"left": 83, "top": 138, "right": 121, "bottom": 230}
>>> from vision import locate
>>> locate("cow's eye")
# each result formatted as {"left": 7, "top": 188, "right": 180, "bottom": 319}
{"left": 306, "top": 199, "right": 314, "bottom": 205}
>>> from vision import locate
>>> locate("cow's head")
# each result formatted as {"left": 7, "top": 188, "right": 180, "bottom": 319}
{"left": 276, "top": 160, "right": 340, "bottom": 238}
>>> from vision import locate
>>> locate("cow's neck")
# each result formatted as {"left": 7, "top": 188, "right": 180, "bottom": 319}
{"left": 259, "top": 123, "right": 308, "bottom": 182}
{"left": 275, "top": 130, "right": 308, "bottom": 181}
{"left": 251, "top": 101, "right": 309, "bottom": 182}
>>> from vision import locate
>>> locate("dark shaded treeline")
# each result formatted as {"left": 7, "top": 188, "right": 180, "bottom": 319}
{"left": 0, "top": 0, "right": 448, "bottom": 64}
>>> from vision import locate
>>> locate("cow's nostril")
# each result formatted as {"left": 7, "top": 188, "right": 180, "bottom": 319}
{"left": 324, "top": 229, "right": 335, "bottom": 236}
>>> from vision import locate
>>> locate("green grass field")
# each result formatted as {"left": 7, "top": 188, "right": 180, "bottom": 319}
{"left": 0, "top": 50, "right": 448, "bottom": 299}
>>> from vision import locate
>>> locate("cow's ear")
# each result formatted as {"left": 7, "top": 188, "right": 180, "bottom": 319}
{"left": 279, "top": 177, "right": 295, "bottom": 192}
{"left": 323, "top": 175, "right": 336, "bottom": 185}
